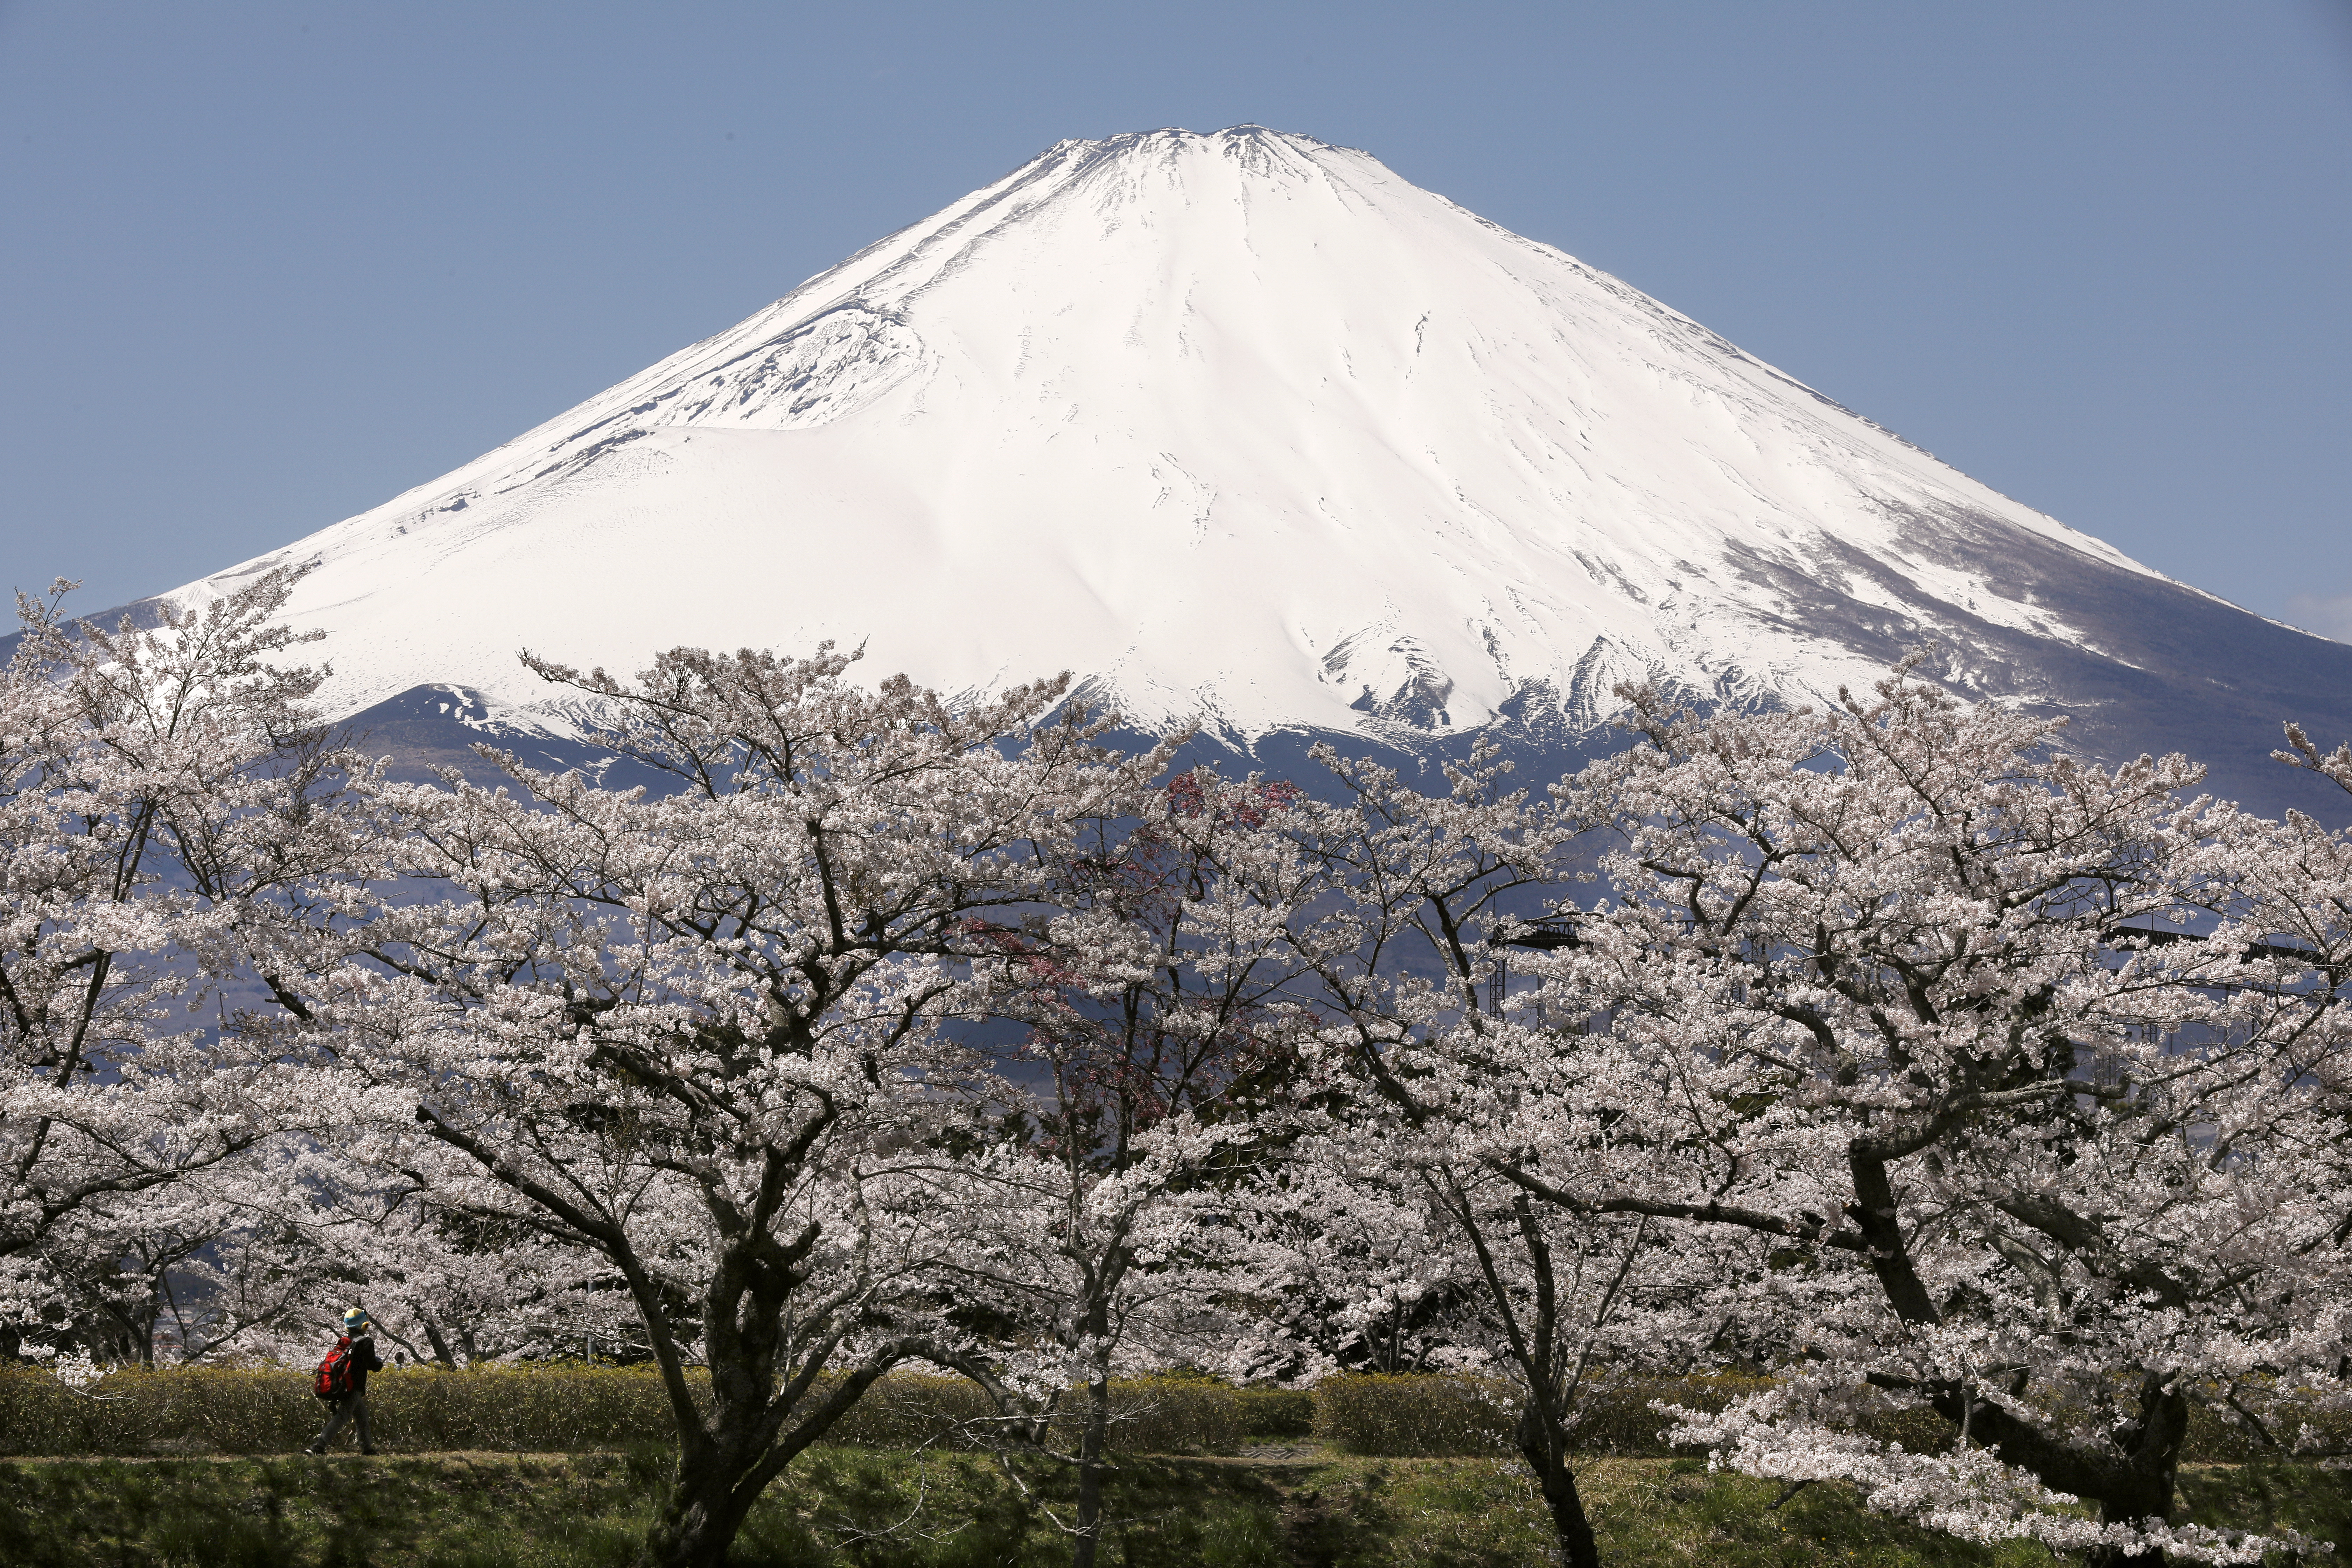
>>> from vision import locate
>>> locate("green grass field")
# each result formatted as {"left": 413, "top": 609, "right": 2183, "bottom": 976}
{"left": 1, "top": 1447, "right": 2344, "bottom": 1568}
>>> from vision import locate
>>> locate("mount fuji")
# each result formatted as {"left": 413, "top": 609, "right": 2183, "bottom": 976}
{"left": 125, "top": 126, "right": 2352, "bottom": 810}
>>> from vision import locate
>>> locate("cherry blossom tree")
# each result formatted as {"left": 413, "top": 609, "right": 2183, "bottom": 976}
{"left": 0, "top": 572, "right": 349, "bottom": 1352}
{"left": 220, "top": 1140, "right": 642, "bottom": 1370}
{"left": 1219, "top": 738, "right": 1687, "bottom": 1568}
{"left": 922, "top": 770, "right": 1314, "bottom": 1568}
{"left": 22, "top": 1151, "right": 326, "bottom": 1365}
{"left": 1186, "top": 674, "right": 2351, "bottom": 1566}
{"left": 279, "top": 644, "right": 1168, "bottom": 1568}
{"left": 1484, "top": 672, "right": 2347, "bottom": 1566}
{"left": 1231, "top": 1149, "right": 1478, "bottom": 1381}
{"left": 2232, "top": 724, "right": 2352, "bottom": 1446}
{"left": 303, "top": 1184, "right": 640, "bottom": 1371}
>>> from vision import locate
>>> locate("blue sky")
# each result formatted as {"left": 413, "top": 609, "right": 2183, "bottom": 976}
{"left": 3, "top": 1, "right": 2348, "bottom": 632}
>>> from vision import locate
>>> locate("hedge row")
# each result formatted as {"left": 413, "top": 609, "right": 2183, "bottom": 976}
{"left": 1310, "top": 1374, "right": 1934, "bottom": 1458}
{"left": 0, "top": 1366, "right": 687, "bottom": 1458}
{"left": 0, "top": 1367, "right": 1248, "bottom": 1459}
{"left": 1308, "top": 1374, "right": 2352, "bottom": 1462}
{"left": 824, "top": 1374, "right": 1246, "bottom": 1454}
{"left": 0, "top": 1366, "right": 2338, "bottom": 1461}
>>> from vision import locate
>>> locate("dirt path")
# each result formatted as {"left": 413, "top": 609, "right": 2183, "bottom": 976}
{"left": 1182, "top": 1447, "right": 1353, "bottom": 1566}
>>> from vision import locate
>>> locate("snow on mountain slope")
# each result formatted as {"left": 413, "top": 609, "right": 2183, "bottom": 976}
{"left": 159, "top": 126, "right": 2352, "bottom": 803}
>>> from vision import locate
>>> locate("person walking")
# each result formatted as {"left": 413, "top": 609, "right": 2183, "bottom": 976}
{"left": 308, "top": 1307, "right": 386, "bottom": 1455}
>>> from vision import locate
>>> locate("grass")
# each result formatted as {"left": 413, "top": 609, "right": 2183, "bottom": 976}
{"left": 0, "top": 1446, "right": 2344, "bottom": 1567}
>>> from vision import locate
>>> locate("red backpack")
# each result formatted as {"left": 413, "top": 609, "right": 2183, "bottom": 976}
{"left": 314, "top": 1336, "right": 356, "bottom": 1400}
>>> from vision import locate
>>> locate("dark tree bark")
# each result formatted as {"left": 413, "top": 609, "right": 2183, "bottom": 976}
{"left": 1436, "top": 1180, "right": 1616, "bottom": 1568}
{"left": 631, "top": 1317, "right": 918, "bottom": 1568}
{"left": 1909, "top": 1371, "right": 2190, "bottom": 1568}
{"left": 642, "top": 1455, "right": 762, "bottom": 1568}
{"left": 1515, "top": 1403, "right": 1604, "bottom": 1568}
{"left": 420, "top": 1317, "right": 460, "bottom": 1371}
{"left": 413, "top": 1104, "right": 924, "bottom": 1568}
{"left": 1071, "top": 1375, "right": 1112, "bottom": 1568}
{"left": 1503, "top": 1106, "right": 2212, "bottom": 1560}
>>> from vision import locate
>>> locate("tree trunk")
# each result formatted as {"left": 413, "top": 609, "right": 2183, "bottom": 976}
{"left": 640, "top": 1441, "right": 760, "bottom": 1568}
{"left": 2086, "top": 1477, "right": 2180, "bottom": 1568}
{"left": 2086, "top": 1491, "right": 2177, "bottom": 1568}
{"left": 2083, "top": 1376, "right": 2189, "bottom": 1568}
{"left": 421, "top": 1318, "right": 461, "bottom": 1370}
{"left": 1516, "top": 1405, "right": 1603, "bottom": 1568}
{"left": 1071, "top": 1377, "right": 1111, "bottom": 1568}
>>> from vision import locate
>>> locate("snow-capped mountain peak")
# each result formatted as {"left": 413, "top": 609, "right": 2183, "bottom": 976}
{"left": 164, "top": 126, "right": 2352, "bottom": 809}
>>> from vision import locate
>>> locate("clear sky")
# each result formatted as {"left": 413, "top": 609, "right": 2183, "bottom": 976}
{"left": 4, "top": 1, "right": 2348, "bottom": 635}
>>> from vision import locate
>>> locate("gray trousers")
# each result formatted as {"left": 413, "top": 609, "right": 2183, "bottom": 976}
{"left": 312, "top": 1393, "right": 372, "bottom": 1451}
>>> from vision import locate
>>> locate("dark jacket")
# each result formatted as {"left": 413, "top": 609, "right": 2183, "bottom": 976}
{"left": 341, "top": 1335, "right": 386, "bottom": 1397}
